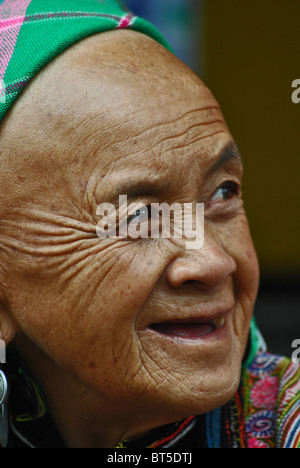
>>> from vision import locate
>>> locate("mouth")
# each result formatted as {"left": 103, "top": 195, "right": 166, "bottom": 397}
{"left": 149, "top": 315, "right": 226, "bottom": 340}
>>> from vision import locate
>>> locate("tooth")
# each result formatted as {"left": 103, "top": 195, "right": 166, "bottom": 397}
{"left": 213, "top": 316, "right": 225, "bottom": 328}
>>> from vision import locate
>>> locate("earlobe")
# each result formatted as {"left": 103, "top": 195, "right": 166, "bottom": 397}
{"left": 0, "top": 297, "right": 18, "bottom": 346}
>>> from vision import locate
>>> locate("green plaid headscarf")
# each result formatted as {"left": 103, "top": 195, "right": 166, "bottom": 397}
{"left": 0, "top": 0, "right": 171, "bottom": 122}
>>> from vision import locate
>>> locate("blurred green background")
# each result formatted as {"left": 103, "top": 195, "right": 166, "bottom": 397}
{"left": 127, "top": 0, "right": 300, "bottom": 356}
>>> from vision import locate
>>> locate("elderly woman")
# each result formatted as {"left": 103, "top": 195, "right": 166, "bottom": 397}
{"left": 0, "top": 0, "right": 299, "bottom": 449}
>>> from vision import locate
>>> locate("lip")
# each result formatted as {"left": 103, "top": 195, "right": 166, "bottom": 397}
{"left": 147, "top": 306, "right": 234, "bottom": 342}
{"left": 148, "top": 305, "right": 234, "bottom": 327}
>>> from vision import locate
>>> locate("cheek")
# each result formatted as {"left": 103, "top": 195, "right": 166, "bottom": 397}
{"left": 218, "top": 213, "right": 259, "bottom": 292}
{"left": 212, "top": 212, "right": 259, "bottom": 319}
{"left": 222, "top": 215, "right": 260, "bottom": 342}
{"left": 233, "top": 219, "right": 260, "bottom": 302}
{"left": 10, "top": 243, "right": 165, "bottom": 379}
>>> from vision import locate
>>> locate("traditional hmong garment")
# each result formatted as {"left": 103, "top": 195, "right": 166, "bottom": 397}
{"left": 243, "top": 353, "right": 300, "bottom": 448}
{"left": 0, "top": 0, "right": 171, "bottom": 122}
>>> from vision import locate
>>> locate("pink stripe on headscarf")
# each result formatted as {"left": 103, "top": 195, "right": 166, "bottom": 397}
{"left": 0, "top": 0, "right": 32, "bottom": 81}
{"left": 117, "top": 13, "right": 135, "bottom": 29}
{"left": 0, "top": 15, "right": 29, "bottom": 31}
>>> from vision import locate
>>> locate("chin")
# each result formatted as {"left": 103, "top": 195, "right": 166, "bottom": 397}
{"left": 132, "top": 360, "right": 242, "bottom": 435}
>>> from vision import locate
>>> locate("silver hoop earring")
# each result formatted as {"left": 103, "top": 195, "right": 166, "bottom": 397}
{"left": 0, "top": 370, "right": 8, "bottom": 448}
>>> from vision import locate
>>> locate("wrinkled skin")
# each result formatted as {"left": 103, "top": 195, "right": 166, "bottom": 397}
{"left": 0, "top": 31, "right": 259, "bottom": 447}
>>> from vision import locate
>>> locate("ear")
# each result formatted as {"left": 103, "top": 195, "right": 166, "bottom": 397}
{"left": 0, "top": 296, "right": 18, "bottom": 345}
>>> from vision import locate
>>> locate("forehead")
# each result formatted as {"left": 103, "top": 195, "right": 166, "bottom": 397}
{"left": 0, "top": 31, "right": 234, "bottom": 210}
{"left": 84, "top": 81, "right": 230, "bottom": 164}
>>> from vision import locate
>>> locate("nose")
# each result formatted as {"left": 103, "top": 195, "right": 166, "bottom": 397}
{"left": 165, "top": 235, "right": 237, "bottom": 291}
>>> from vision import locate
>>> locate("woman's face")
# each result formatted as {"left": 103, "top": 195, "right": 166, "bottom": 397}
{"left": 0, "top": 32, "right": 259, "bottom": 438}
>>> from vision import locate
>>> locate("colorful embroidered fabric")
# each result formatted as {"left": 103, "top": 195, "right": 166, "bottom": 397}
{"left": 243, "top": 353, "right": 300, "bottom": 448}
{"left": 0, "top": 0, "right": 171, "bottom": 122}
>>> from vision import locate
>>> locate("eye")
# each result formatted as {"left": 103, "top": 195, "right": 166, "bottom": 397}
{"left": 211, "top": 181, "right": 240, "bottom": 203}
{"left": 127, "top": 205, "right": 152, "bottom": 224}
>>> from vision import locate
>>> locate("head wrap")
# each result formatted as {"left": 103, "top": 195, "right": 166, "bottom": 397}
{"left": 0, "top": 0, "right": 171, "bottom": 122}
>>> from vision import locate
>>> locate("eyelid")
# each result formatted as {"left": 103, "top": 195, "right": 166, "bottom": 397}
{"left": 209, "top": 180, "right": 241, "bottom": 204}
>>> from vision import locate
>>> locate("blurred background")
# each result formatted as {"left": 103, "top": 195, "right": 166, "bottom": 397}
{"left": 127, "top": 0, "right": 299, "bottom": 357}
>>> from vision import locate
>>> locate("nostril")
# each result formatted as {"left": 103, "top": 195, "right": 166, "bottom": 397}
{"left": 183, "top": 279, "right": 206, "bottom": 289}
{"left": 185, "top": 280, "right": 201, "bottom": 286}
{"left": 170, "top": 278, "right": 206, "bottom": 290}
{"left": 166, "top": 250, "right": 237, "bottom": 290}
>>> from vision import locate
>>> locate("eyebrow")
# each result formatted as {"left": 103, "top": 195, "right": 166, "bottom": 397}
{"left": 106, "top": 141, "right": 242, "bottom": 206}
{"left": 111, "top": 177, "right": 169, "bottom": 207}
{"left": 208, "top": 142, "right": 242, "bottom": 175}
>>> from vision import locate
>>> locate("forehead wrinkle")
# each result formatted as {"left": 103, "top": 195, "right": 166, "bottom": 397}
{"left": 118, "top": 104, "right": 223, "bottom": 139}
{"left": 115, "top": 104, "right": 225, "bottom": 151}
{"left": 89, "top": 105, "right": 227, "bottom": 184}
{"left": 71, "top": 102, "right": 225, "bottom": 172}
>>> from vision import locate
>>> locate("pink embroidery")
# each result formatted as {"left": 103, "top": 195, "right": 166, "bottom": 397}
{"left": 250, "top": 376, "right": 280, "bottom": 410}
{"left": 248, "top": 438, "right": 270, "bottom": 448}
